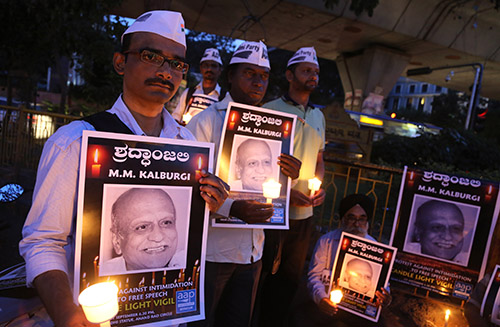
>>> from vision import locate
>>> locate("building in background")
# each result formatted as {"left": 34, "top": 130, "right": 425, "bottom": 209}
{"left": 385, "top": 77, "right": 448, "bottom": 114}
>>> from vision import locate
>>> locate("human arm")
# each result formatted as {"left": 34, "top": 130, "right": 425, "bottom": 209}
{"left": 198, "top": 170, "right": 229, "bottom": 213}
{"left": 229, "top": 200, "right": 274, "bottom": 224}
{"left": 34, "top": 270, "right": 99, "bottom": 327}
{"left": 307, "top": 233, "right": 331, "bottom": 305}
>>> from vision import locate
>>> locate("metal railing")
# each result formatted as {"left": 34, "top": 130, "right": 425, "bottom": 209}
{"left": 315, "top": 158, "right": 404, "bottom": 244}
{"left": 0, "top": 105, "right": 80, "bottom": 170}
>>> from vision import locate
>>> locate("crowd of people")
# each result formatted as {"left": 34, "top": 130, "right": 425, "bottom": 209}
{"left": 17, "top": 9, "right": 497, "bottom": 327}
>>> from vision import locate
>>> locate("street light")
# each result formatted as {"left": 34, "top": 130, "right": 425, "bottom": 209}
{"left": 407, "top": 63, "right": 484, "bottom": 131}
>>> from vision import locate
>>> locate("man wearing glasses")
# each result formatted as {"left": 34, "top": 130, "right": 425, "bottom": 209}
{"left": 20, "top": 11, "right": 228, "bottom": 327}
{"left": 293, "top": 194, "right": 391, "bottom": 327}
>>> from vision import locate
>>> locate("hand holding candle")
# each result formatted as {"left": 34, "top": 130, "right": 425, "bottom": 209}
{"left": 308, "top": 177, "right": 322, "bottom": 197}
{"left": 330, "top": 289, "right": 343, "bottom": 304}
{"left": 262, "top": 179, "right": 281, "bottom": 204}
{"left": 78, "top": 282, "right": 119, "bottom": 327}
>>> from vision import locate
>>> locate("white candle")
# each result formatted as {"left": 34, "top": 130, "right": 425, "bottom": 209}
{"left": 308, "top": 177, "right": 322, "bottom": 197}
{"left": 79, "top": 282, "right": 119, "bottom": 327}
{"left": 444, "top": 309, "right": 450, "bottom": 327}
{"left": 183, "top": 112, "right": 193, "bottom": 124}
{"left": 330, "top": 289, "right": 343, "bottom": 304}
{"left": 262, "top": 179, "right": 281, "bottom": 203}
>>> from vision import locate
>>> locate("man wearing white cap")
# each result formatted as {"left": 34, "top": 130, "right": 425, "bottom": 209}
{"left": 172, "top": 48, "right": 224, "bottom": 124}
{"left": 258, "top": 46, "right": 326, "bottom": 326}
{"left": 186, "top": 41, "right": 301, "bottom": 326}
{"left": 19, "top": 11, "right": 228, "bottom": 327}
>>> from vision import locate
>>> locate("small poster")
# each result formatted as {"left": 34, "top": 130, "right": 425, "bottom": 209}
{"left": 213, "top": 102, "right": 296, "bottom": 229}
{"left": 390, "top": 167, "right": 500, "bottom": 300}
{"left": 183, "top": 94, "right": 217, "bottom": 123}
{"left": 74, "top": 130, "right": 213, "bottom": 326}
{"left": 481, "top": 265, "right": 500, "bottom": 324}
{"left": 329, "top": 232, "right": 397, "bottom": 322}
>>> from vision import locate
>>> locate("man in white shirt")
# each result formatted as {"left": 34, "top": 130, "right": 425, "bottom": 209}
{"left": 172, "top": 48, "right": 224, "bottom": 124}
{"left": 186, "top": 41, "right": 301, "bottom": 326}
{"left": 19, "top": 11, "right": 228, "bottom": 327}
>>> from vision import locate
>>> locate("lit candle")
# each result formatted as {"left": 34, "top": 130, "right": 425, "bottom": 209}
{"left": 229, "top": 112, "right": 237, "bottom": 129}
{"left": 182, "top": 112, "right": 193, "bottom": 124}
{"left": 93, "top": 256, "right": 99, "bottom": 279}
{"left": 330, "top": 289, "right": 343, "bottom": 304}
{"left": 308, "top": 177, "right": 322, "bottom": 197}
{"left": 284, "top": 121, "right": 290, "bottom": 137}
{"left": 262, "top": 179, "right": 281, "bottom": 204}
{"left": 195, "top": 157, "right": 203, "bottom": 180}
{"left": 91, "top": 149, "right": 101, "bottom": 177}
{"left": 78, "top": 282, "right": 119, "bottom": 327}
{"left": 444, "top": 309, "right": 450, "bottom": 327}
{"left": 192, "top": 259, "right": 199, "bottom": 279}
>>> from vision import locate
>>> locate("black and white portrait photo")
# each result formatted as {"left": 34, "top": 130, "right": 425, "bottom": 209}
{"left": 99, "top": 184, "right": 191, "bottom": 276}
{"left": 338, "top": 254, "right": 381, "bottom": 299}
{"left": 227, "top": 135, "right": 282, "bottom": 193}
{"left": 403, "top": 195, "right": 479, "bottom": 266}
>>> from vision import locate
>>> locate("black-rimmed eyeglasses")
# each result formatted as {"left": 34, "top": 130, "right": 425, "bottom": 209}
{"left": 124, "top": 49, "right": 189, "bottom": 74}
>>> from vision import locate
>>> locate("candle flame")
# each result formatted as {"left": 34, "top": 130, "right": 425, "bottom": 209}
{"left": 94, "top": 256, "right": 99, "bottom": 263}
{"left": 330, "top": 289, "right": 343, "bottom": 304}
{"left": 197, "top": 157, "right": 203, "bottom": 170}
{"left": 487, "top": 184, "right": 493, "bottom": 194}
{"left": 93, "top": 149, "right": 99, "bottom": 164}
{"left": 285, "top": 122, "right": 290, "bottom": 131}
{"left": 231, "top": 112, "right": 236, "bottom": 122}
{"left": 445, "top": 309, "right": 450, "bottom": 320}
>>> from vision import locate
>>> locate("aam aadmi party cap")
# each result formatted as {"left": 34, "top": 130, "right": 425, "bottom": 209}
{"left": 229, "top": 41, "right": 270, "bottom": 69}
{"left": 200, "top": 48, "right": 223, "bottom": 65}
{"left": 122, "top": 10, "right": 186, "bottom": 49}
{"left": 287, "top": 46, "right": 319, "bottom": 67}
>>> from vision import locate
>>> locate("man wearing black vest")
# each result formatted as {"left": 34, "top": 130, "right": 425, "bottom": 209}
{"left": 19, "top": 11, "right": 228, "bottom": 327}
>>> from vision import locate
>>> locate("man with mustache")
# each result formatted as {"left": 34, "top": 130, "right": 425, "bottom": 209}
{"left": 20, "top": 11, "right": 228, "bottom": 326}
{"left": 172, "top": 48, "right": 224, "bottom": 124}
{"left": 186, "top": 41, "right": 301, "bottom": 326}
{"left": 258, "top": 46, "right": 327, "bottom": 326}
{"left": 100, "top": 188, "right": 185, "bottom": 274}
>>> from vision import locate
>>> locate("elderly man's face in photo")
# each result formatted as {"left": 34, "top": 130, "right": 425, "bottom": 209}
{"left": 416, "top": 202, "right": 465, "bottom": 261}
{"left": 345, "top": 259, "right": 373, "bottom": 294}
{"left": 342, "top": 204, "right": 369, "bottom": 237}
{"left": 236, "top": 140, "right": 273, "bottom": 191}
{"left": 112, "top": 189, "right": 178, "bottom": 270}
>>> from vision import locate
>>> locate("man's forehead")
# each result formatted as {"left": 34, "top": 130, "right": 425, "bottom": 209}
{"left": 130, "top": 32, "right": 185, "bottom": 57}
{"left": 297, "top": 62, "right": 320, "bottom": 70}
{"left": 238, "top": 63, "right": 269, "bottom": 74}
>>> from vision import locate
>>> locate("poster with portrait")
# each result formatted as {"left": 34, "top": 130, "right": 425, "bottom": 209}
{"left": 481, "top": 265, "right": 500, "bottom": 324}
{"left": 74, "top": 130, "right": 214, "bottom": 326}
{"left": 390, "top": 167, "right": 500, "bottom": 301}
{"left": 213, "top": 102, "right": 296, "bottom": 229}
{"left": 329, "top": 232, "right": 397, "bottom": 322}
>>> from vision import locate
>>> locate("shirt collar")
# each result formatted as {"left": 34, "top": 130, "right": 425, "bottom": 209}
{"left": 196, "top": 81, "right": 221, "bottom": 96}
{"left": 282, "top": 93, "right": 315, "bottom": 110}
{"left": 107, "top": 95, "right": 194, "bottom": 140}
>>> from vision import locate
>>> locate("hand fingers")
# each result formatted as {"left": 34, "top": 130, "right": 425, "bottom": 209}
{"left": 200, "top": 191, "right": 219, "bottom": 212}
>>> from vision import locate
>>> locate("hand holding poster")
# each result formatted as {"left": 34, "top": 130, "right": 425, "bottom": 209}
{"left": 74, "top": 131, "right": 213, "bottom": 326}
{"left": 213, "top": 102, "right": 296, "bottom": 229}
{"left": 329, "top": 232, "right": 397, "bottom": 322}
{"left": 390, "top": 167, "right": 500, "bottom": 301}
